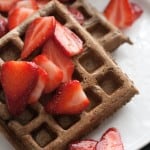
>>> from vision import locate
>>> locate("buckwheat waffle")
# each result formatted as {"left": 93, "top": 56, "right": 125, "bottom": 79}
{"left": 0, "top": 0, "right": 138, "bottom": 150}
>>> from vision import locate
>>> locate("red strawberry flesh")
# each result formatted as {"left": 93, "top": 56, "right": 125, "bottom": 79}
{"left": 45, "top": 80, "right": 90, "bottom": 115}
{"left": 42, "top": 38, "right": 74, "bottom": 83}
{"left": 96, "top": 128, "right": 124, "bottom": 150}
{"left": 10, "top": 0, "right": 38, "bottom": 13}
{"left": 0, "top": 61, "right": 38, "bottom": 116}
{"left": 67, "top": 6, "right": 85, "bottom": 25}
{"left": 131, "top": 2, "right": 143, "bottom": 21}
{"left": 28, "top": 66, "right": 49, "bottom": 104}
{"left": 104, "top": 0, "right": 133, "bottom": 29}
{"left": 54, "top": 21, "right": 83, "bottom": 57}
{"left": 0, "top": 0, "right": 19, "bottom": 12}
{"left": 8, "top": 7, "right": 35, "bottom": 30}
{"left": 69, "top": 140, "right": 98, "bottom": 150}
{"left": 0, "top": 16, "right": 8, "bottom": 38}
{"left": 33, "top": 54, "right": 63, "bottom": 93}
{"left": 21, "top": 16, "right": 56, "bottom": 59}
{"left": 104, "top": 0, "right": 143, "bottom": 29}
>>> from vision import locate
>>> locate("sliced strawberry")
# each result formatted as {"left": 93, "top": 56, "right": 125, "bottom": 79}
{"left": 33, "top": 54, "right": 63, "bottom": 93}
{"left": 54, "top": 21, "right": 83, "bottom": 57}
{"left": 69, "top": 140, "right": 98, "bottom": 150}
{"left": 8, "top": 7, "right": 35, "bottom": 30}
{"left": 45, "top": 80, "right": 90, "bottom": 115}
{"left": 42, "top": 38, "right": 74, "bottom": 83}
{"left": 0, "top": 0, "right": 19, "bottom": 12}
{"left": 96, "top": 128, "right": 124, "bottom": 150}
{"left": 21, "top": 16, "right": 56, "bottom": 59}
{"left": 131, "top": 2, "right": 143, "bottom": 21}
{"left": 104, "top": 0, "right": 135, "bottom": 29}
{"left": 0, "top": 61, "right": 38, "bottom": 116}
{"left": 28, "top": 66, "right": 49, "bottom": 104}
{"left": 67, "top": 6, "right": 85, "bottom": 25}
{"left": 0, "top": 16, "right": 8, "bottom": 38}
{"left": 10, "top": 0, "right": 38, "bottom": 14}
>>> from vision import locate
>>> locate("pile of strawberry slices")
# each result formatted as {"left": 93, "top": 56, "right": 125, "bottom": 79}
{"left": 0, "top": 16, "right": 90, "bottom": 116}
{"left": 0, "top": 0, "right": 38, "bottom": 34}
{"left": 68, "top": 128, "right": 124, "bottom": 150}
{"left": 0, "top": 0, "right": 80, "bottom": 38}
{"left": 0, "top": 0, "right": 143, "bottom": 38}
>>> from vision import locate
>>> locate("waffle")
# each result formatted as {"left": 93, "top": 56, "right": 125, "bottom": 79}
{"left": 0, "top": 0, "right": 138, "bottom": 150}
{"left": 0, "top": 0, "right": 131, "bottom": 53}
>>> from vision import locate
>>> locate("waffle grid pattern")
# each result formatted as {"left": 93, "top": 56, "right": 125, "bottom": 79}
{"left": 0, "top": 1, "right": 137, "bottom": 150}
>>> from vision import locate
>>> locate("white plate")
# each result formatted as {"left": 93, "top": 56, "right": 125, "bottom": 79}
{"left": 0, "top": 0, "right": 150, "bottom": 150}
{"left": 85, "top": 0, "right": 150, "bottom": 150}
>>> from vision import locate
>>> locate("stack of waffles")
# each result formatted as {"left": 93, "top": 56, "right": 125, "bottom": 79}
{"left": 0, "top": 0, "right": 138, "bottom": 150}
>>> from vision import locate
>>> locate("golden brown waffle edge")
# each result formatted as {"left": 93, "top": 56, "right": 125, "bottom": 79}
{"left": 0, "top": 0, "right": 138, "bottom": 150}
